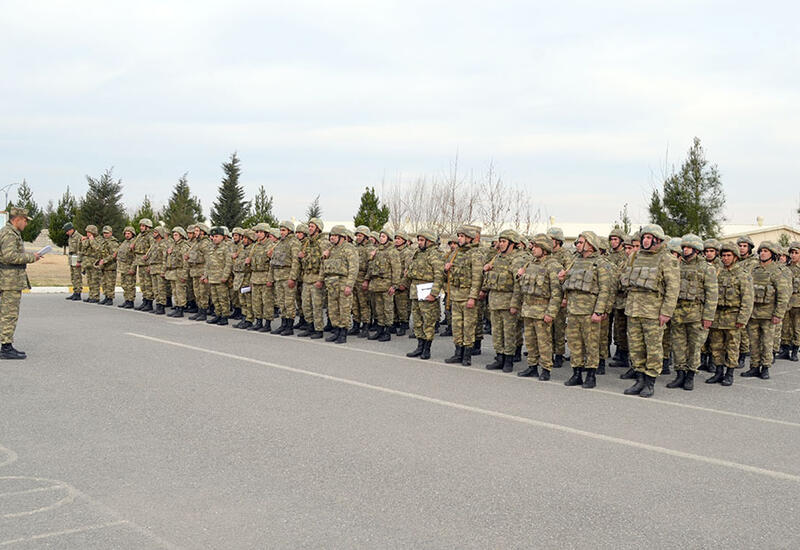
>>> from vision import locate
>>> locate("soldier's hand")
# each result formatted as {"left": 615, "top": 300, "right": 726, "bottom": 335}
{"left": 287, "top": 279, "right": 296, "bottom": 289}
{"left": 658, "top": 314, "right": 670, "bottom": 326}
{"left": 557, "top": 269, "right": 566, "bottom": 282}
{"left": 543, "top": 314, "right": 554, "bottom": 323}
{"left": 591, "top": 313, "right": 603, "bottom": 323}
{"left": 76, "top": 262, "right": 81, "bottom": 268}
{"left": 772, "top": 316, "right": 781, "bottom": 325}
{"left": 167, "top": 248, "right": 173, "bottom": 254}
{"left": 344, "top": 286, "right": 352, "bottom": 296}
{"left": 517, "top": 267, "right": 526, "bottom": 277}
{"left": 736, "top": 322, "right": 744, "bottom": 329}
{"left": 424, "top": 294, "right": 436, "bottom": 302}
{"left": 466, "top": 298, "right": 475, "bottom": 309}
{"left": 244, "top": 257, "right": 251, "bottom": 264}
{"left": 388, "top": 287, "right": 395, "bottom": 296}
{"left": 98, "top": 259, "right": 105, "bottom": 266}
{"left": 314, "top": 281, "right": 323, "bottom": 289}
{"left": 82, "top": 236, "right": 88, "bottom": 241}
{"left": 128, "top": 270, "right": 135, "bottom": 275}
{"left": 370, "top": 250, "right": 376, "bottom": 259}
{"left": 509, "top": 307, "right": 518, "bottom": 315}
{"left": 361, "top": 281, "right": 368, "bottom": 290}
{"left": 478, "top": 291, "right": 486, "bottom": 300}
{"left": 267, "top": 249, "right": 273, "bottom": 257}
{"left": 183, "top": 254, "right": 189, "bottom": 260}
{"left": 33, "top": 253, "right": 42, "bottom": 262}
{"left": 298, "top": 251, "right": 305, "bottom": 259}
{"left": 232, "top": 252, "right": 238, "bottom": 259}
{"left": 444, "top": 262, "right": 452, "bottom": 271}
{"left": 483, "top": 263, "right": 492, "bottom": 272}
{"left": 266, "top": 281, "right": 273, "bottom": 287}
{"left": 220, "top": 278, "right": 227, "bottom": 284}
{"left": 702, "top": 320, "right": 712, "bottom": 329}
{"left": 129, "top": 243, "right": 135, "bottom": 250}
{"left": 322, "top": 250, "right": 330, "bottom": 258}
{"left": 397, "top": 285, "right": 406, "bottom": 291}
{"left": 561, "top": 298, "right": 567, "bottom": 308}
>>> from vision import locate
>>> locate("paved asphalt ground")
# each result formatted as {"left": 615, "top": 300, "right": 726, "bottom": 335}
{"left": 2, "top": 294, "right": 800, "bottom": 549}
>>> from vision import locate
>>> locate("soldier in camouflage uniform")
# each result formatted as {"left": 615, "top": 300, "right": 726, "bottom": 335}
{"left": 235, "top": 230, "right": 255, "bottom": 328}
{"left": 297, "top": 218, "right": 326, "bottom": 339}
{"left": 165, "top": 227, "right": 190, "bottom": 318}
{"left": 365, "top": 228, "right": 402, "bottom": 342}
{"left": 619, "top": 224, "right": 679, "bottom": 398}
{"left": 393, "top": 232, "right": 414, "bottom": 336}
{"left": 707, "top": 242, "right": 754, "bottom": 386}
{"left": 512, "top": 234, "right": 562, "bottom": 380}
{"left": 780, "top": 242, "right": 800, "bottom": 362}
{"left": 483, "top": 229, "right": 526, "bottom": 372}
{"left": 559, "top": 231, "right": 612, "bottom": 389}
{"left": 246, "top": 223, "right": 275, "bottom": 333}
{"left": 774, "top": 248, "right": 793, "bottom": 360}
{"left": 440, "top": 235, "right": 459, "bottom": 336}
{"left": 350, "top": 227, "right": 373, "bottom": 337}
{"left": 270, "top": 221, "right": 301, "bottom": 335}
{"left": 736, "top": 236, "right": 758, "bottom": 367}
{"left": 321, "top": 225, "right": 359, "bottom": 344}
{"left": 595, "top": 237, "right": 617, "bottom": 374}
{"left": 699, "top": 238, "right": 723, "bottom": 371}
{"left": 444, "top": 225, "right": 484, "bottom": 366}
{"left": 547, "top": 227, "right": 570, "bottom": 367}
{"left": 97, "top": 226, "right": 118, "bottom": 305}
{"left": 184, "top": 224, "right": 197, "bottom": 312}
{"left": 741, "top": 241, "right": 790, "bottom": 379}
{"left": 132, "top": 218, "right": 154, "bottom": 311}
{"left": 607, "top": 228, "right": 629, "bottom": 368}
{"left": 406, "top": 229, "right": 444, "bottom": 360}
{"left": 115, "top": 226, "right": 137, "bottom": 308}
{"left": 665, "top": 234, "right": 718, "bottom": 391}
{"left": 291, "top": 224, "right": 308, "bottom": 330}
{"left": 146, "top": 226, "right": 168, "bottom": 315}
{"left": 63, "top": 222, "right": 84, "bottom": 300}
{"left": 80, "top": 225, "right": 103, "bottom": 303}
{"left": 471, "top": 226, "right": 492, "bottom": 357}
{"left": 0, "top": 208, "right": 41, "bottom": 359}
{"left": 187, "top": 224, "right": 212, "bottom": 321}
{"left": 204, "top": 227, "right": 233, "bottom": 325}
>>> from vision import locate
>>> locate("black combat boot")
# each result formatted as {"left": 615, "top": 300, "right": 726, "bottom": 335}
{"left": 335, "top": 328, "right": 347, "bottom": 344}
{"left": 740, "top": 365, "right": 761, "bottom": 377}
{"left": 666, "top": 370, "right": 686, "bottom": 389}
{"left": 661, "top": 357, "right": 671, "bottom": 375}
{"left": 620, "top": 367, "right": 637, "bottom": 379}
{"left": 582, "top": 368, "right": 597, "bottom": 389}
{"left": 134, "top": 299, "right": 146, "bottom": 310}
{"left": 597, "top": 358, "right": 606, "bottom": 375}
{"left": 248, "top": 319, "right": 263, "bottom": 331}
{"left": 326, "top": 327, "right": 340, "bottom": 342}
{"left": 512, "top": 345, "right": 522, "bottom": 363}
{"left": 639, "top": 375, "right": 656, "bottom": 398}
{"left": 358, "top": 325, "right": 370, "bottom": 338}
{"left": 124, "top": 300, "right": 134, "bottom": 309}
{"left": 737, "top": 353, "right": 747, "bottom": 369}
{"left": 407, "top": 339, "right": 424, "bottom": 358}
{"left": 206, "top": 313, "right": 220, "bottom": 324}
{"left": 258, "top": 320, "right": 272, "bottom": 333}
{"left": 445, "top": 346, "right": 464, "bottom": 364}
{"left": 271, "top": 318, "right": 286, "bottom": 334}
{"left": 420, "top": 340, "right": 432, "bottom": 360}
{"left": 472, "top": 340, "right": 483, "bottom": 356}
{"left": 238, "top": 319, "right": 252, "bottom": 329}
{"left": 309, "top": 330, "right": 323, "bottom": 339}
{"left": 280, "top": 319, "right": 294, "bottom": 336}
{"left": 348, "top": 322, "right": 361, "bottom": 336}
{"left": 185, "top": 301, "right": 198, "bottom": 313}
{"left": 368, "top": 325, "right": 381, "bottom": 341}
{"left": 791, "top": 346, "right": 799, "bottom": 362}
{"left": 165, "top": 296, "right": 173, "bottom": 308}
{"left": 118, "top": 300, "right": 131, "bottom": 309}
{"left": 706, "top": 365, "right": 724, "bottom": 384}
{"left": 292, "top": 316, "right": 305, "bottom": 329}
{"left": 502, "top": 354, "right": 514, "bottom": 373}
{"left": 153, "top": 303, "right": 165, "bottom": 315}
{"left": 172, "top": 307, "right": 184, "bottom": 318}
{"left": 564, "top": 367, "right": 583, "bottom": 386}
{"left": 759, "top": 366, "right": 770, "bottom": 380}
{"left": 485, "top": 354, "right": 504, "bottom": 370}
{"left": 378, "top": 326, "right": 391, "bottom": 342}
{"left": 387, "top": 323, "right": 397, "bottom": 335}
{"left": 141, "top": 299, "right": 153, "bottom": 312}
{"left": 539, "top": 369, "right": 551, "bottom": 381}
{"left": 609, "top": 350, "right": 628, "bottom": 367}
{"left": 484, "top": 318, "right": 492, "bottom": 334}
{"left": 440, "top": 324, "right": 453, "bottom": 337}
{"left": 297, "top": 325, "right": 313, "bottom": 337}
{"left": 776, "top": 344, "right": 791, "bottom": 360}
{"left": 624, "top": 372, "right": 646, "bottom": 395}
{"left": 611, "top": 348, "right": 623, "bottom": 363}
{"left": 167, "top": 306, "right": 180, "bottom": 317}
{"left": 323, "top": 318, "right": 333, "bottom": 332}
{"left": 194, "top": 308, "right": 207, "bottom": 322}
{"left": 518, "top": 365, "right": 539, "bottom": 377}
{"left": 721, "top": 368, "right": 735, "bottom": 386}
{"left": 0, "top": 343, "right": 26, "bottom": 360}
{"left": 461, "top": 347, "right": 472, "bottom": 366}
{"left": 553, "top": 354, "right": 564, "bottom": 368}
{"left": 396, "top": 323, "right": 406, "bottom": 337}
{"left": 683, "top": 370, "right": 695, "bottom": 391}
{"left": 216, "top": 316, "right": 228, "bottom": 326}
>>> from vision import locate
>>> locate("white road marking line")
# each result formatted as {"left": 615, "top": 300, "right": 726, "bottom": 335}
{"left": 0, "top": 445, "right": 17, "bottom": 469}
{"left": 0, "top": 520, "right": 129, "bottom": 546}
{"left": 127, "top": 332, "right": 800, "bottom": 483}
{"left": 0, "top": 484, "right": 66, "bottom": 498}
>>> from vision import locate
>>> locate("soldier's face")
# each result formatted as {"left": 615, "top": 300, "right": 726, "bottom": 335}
{"left": 682, "top": 246, "right": 695, "bottom": 259}
{"left": 309, "top": 223, "right": 319, "bottom": 234}
{"left": 449, "top": 242, "right": 457, "bottom": 250}
{"left": 280, "top": 228, "right": 289, "bottom": 238}
{"left": 417, "top": 236, "right": 427, "bottom": 249}
{"left": 103, "top": 232, "right": 112, "bottom": 239}
{"left": 759, "top": 248, "right": 772, "bottom": 262}
{"left": 739, "top": 243, "right": 750, "bottom": 256}
{"left": 124, "top": 231, "right": 133, "bottom": 240}
{"left": 533, "top": 245, "right": 544, "bottom": 258}
{"left": 457, "top": 234, "right": 468, "bottom": 246}
{"left": 641, "top": 234, "right": 654, "bottom": 249}
{"left": 582, "top": 243, "right": 595, "bottom": 257}
{"left": 256, "top": 231, "right": 266, "bottom": 242}
{"left": 212, "top": 234, "right": 224, "bottom": 244}
{"left": 296, "top": 232, "right": 305, "bottom": 240}
{"left": 498, "top": 238, "right": 510, "bottom": 252}
{"left": 632, "top": 241, "right": 640, "bottom": 251}
{"left": 609, "top": 236, "right": 621, "bottom": 250}
{"left": 575, "top": 237, "right": 585, "bottom": 252}
{"left": 704, "top": 249, "right": 717, "bottom": 261}
{"left": 624, "top": 244, "right": 633, "bottom": 255}
{"left": 395, "top": 236, "right": 404, "bottom": 247}
{"left": 790, "top": 249, "right": 800, "bottom": 264}
{"left": 379, "top": 234, "right": 389, "bottom": 244}
{"left": 356, "top": 233, "right": 365, "bottom": 243}
{"left": 721, "top": 251, "right": 736, "bottom": 267}
{"left": 194, "top": 230, "right": 201, "bottom": 239}
{"left": 173, "top": 233, "right": 181, "bottom": 242}
{"left": 140, "top": 225, "right": 147, "bottom": 233}
{"left": 233, "top": 234, "right": 241, "bottom": 243}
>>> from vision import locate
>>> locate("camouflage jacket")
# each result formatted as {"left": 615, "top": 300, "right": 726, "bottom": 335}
{"left": 232, "top": 242, "right": 251, "bottom": 289}
{"left": 164, "top": 239, "right": 189, "bottom": 281}
{"left": 79, "top": 235, "right": 104, "bottom": 269}
{"left": 146, "top": 239, "right": 168, "bottom": 275}
{"left": 406, "top": 245, "right": 444, "bottom": 300}
{"left": 395, "top": 243, "right": 414, "bottom": 289}
{"left": 714, "top": 262, "right": 754, "bottom": 329}
{"left": 750, "top": 261, "right": 790, "bottom": 320}
{"left": 621, "top": 244, "right": 679, "bottom": 320}
{"left": 116, "top": 238, "right": 136, "bottom": 271}
{"left": 789, "top": 262, "right": 800, "bottom": 309}
{"left": 367, "top": 242, "right": 401, "bottom": 292}
{"left": 67, "top": 230, "right": 83, "bottom": 256}
{"left": 0, "top": 223, "right": 35, "bottom": 290}
{"left": 511, "top": 255, "right": 563, "bottom": 319}
{"left": 447, "top": 242, "right": 484, "bottom": 302}
{"left": 739, "top": 255, "right": 758, "bottom": 274}
{"left": 673, "top": 253, "right": 718, "bottom": 324}
{"left": 99, "top": 236, "right": 118, "bottom": 271}
{"left": 299, "top": 233, "right": 324, "bottom": 284}
{"left": 248, "top": 240, "right": 273, "bottom": 285}
{"left": 483, "top": 249, "right": 527, "bottom": 310}
{"left": 131, "top": 231, "right": 153, "bottom": 267}
{"left": 204, "top": 241, "right": 233, "bottom": 284}
{"left": 563, "top": 251, "right": 613, "bottom": 316}
{"left": 322, "top": 241, "right": 359, "bottom": 288}
{"left": 186, "top": 236, "right": 211, "bottom": 278}
{"left": 355, "top": 241, "right": 373, "bottom": 281}
{"left": 270, "top": 234, "right": 300, "bottom": 282}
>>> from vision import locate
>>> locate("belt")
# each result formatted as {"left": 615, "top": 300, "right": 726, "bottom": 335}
{"left": 0, "top": 263, "right": 25, "bottom": 270}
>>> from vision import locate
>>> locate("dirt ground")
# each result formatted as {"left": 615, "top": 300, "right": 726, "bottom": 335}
{"left": 27, "top": 253, "right": 72, "bottom": 286}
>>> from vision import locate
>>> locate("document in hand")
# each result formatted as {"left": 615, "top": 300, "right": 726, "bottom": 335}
{"left": 416, "top": 282, "right": 433, "bottom": 301}
{"left": 37, "top": 245, "right": 52, "bottom": 256}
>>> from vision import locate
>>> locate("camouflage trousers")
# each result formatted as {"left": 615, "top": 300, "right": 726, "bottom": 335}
{"left": 371, "top": 290, "right": 394, "bottom": 327}
{"left": 86, "top": 267, "right": 101, "bottom": 300}
{"left": 474, "top": 298, "right": 486, "bottom": 343}
{"left": 566, "top": 314, "right": 600, "bottom": 369}
{"left": 671, "top": 321, "right": 708, "bottom": 372}
{"left": 628, "top": 317, "right": 665, "bottom": 378}
{"left": 186, "top": 276, "right": 195, "bottom": 303}
{"left": 295, "top": 284, "right": 303, "bottom": 318}
{"left": 394, "top": 290, "right": 410, "bottom": 324}
{"left": 709, "top": 327, "right": 742, "bottom": 369}
{"left": 240, "top": 288, "right": 253, "bottom": 321}
{"left": 611, "top": 308, "right": 628, "bottom": 352}
{"left": 251, "top": 283, "right": 274, "bottom": 320}
{"left": 101, "top": 268, "right": 116, "bottom": 300}
{"left": 192, "top": 276, "right": 210, "bottom": 309}
{"left": 169, "top": 277, "right": 188, "bottom": 307}
{"left": 490, "top": 309, "right": 518, "bottom": 355}
{"left": 209, "top": 282, "right": 231, "bottom": 317}
{"left": 0, "top": 290, "right": 22, "bottom": 344}
{"left": 747, "top": 318, "right": 775, "bottom": 368}
{"left": 119, "top": 268, "right": 136, "bottom": 302}
{"left": 598, "top": 315, "right": 610, "bottom": 360}
{"left": 451, "top": 300, "right": 478, "bottom": 347}
{"left": 662, "top": 320, "right": 671, "bottom": 358}
{"left": 740, "top": 324, "right": 750, "bottom": 355}
{"left": 69, "top": 264, "right": 83, "bottom": 294}
{"left": 774, "top": 320, "right": 783, "bottom": 352}
{"left": 412, "top": 298, "right": 439, "bottom": 341}
{"left": 523, "top": 317, "right": 554, "bottom": 370}
{"left": 274, "top": 279, "right": 296, "bottom": 319}
{"left": 137, "top": 264, "right": 153, "bottom": 300}
{"left": 325, "top": 277, "right": 352, "bottom": 328}
{"left": 553, "top": 306, "right": 567, "bottom": 355}
{"left": 230, "top": 285, "right": 240, "bottom": 308}
{"left": 301, "top": 282, "right": 325, "bottom": 331}
{"left": 782, "top": 307, "right": 800, "bottom": 346}
{"left": 352, "top": 281, "right": 370, "bottom": 324}
{"left": 151, "top": 273, "right": 167, "bottom": 305}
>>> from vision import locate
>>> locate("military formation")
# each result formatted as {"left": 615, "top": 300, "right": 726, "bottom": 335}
{"left": 59, "top": 218, "right": 800, "bottom": 397}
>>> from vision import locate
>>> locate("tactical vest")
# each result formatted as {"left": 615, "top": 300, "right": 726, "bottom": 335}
{"left": 408, "top": 248, "right": 435, "bottom": 281}
{"left": 300, "top": 236, "right": 322, "bottom": 273}
{"left": 621, "top": 250, "right": 662, "bottom": 293}
{"left": 678, "top": 259, "right": 705, "bottom": 302}
{"left": 483, "top": 253, "right": 516, "bottom": 292}
{"left": 117, "top": 240, "right": 135, "bottom": 264}
{"left": 717, "top": 268, "right": 741, "bottom": 307}
{"left": 751, "top": 264, "right": 776, "bottom": 304}
{"left": 165, "top": 242, "right": 185, "bottom": 270}
{"left": 187, "top": 239, "right": 207, "bottom": 265}
{"left": 450, "top": 245, "right": 476, "bottom": 289}
{"left": 563, "top": 257, "right": 600, "bottom": 294}
{"left": 271, "top": 240, "right": 292, "bottom": 268}
{"left": 322, "top": 246, "right": 348, "bottom": 276}
{"left": 368, "top": 245, "right": 393, "bottom": 279}
{"left": 518, "top": 259, "right": 550, "bottom": 298}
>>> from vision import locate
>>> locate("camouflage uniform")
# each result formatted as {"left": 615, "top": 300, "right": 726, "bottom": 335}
{"left": 270, "top": 222, "right": 301, "bottom": 328}
{"left": 366, "top": 231, "right": 402, "bottom": 340}
{"left": 548, "top": 228, "right": 570, "bottom": 364}
{"left": 775, "top": 257, "right": 792, "bottom": 354}
{"left": 0, "top": 214, "right": 36, "bottom": 348}
{"left": 321, "top": 226, "right": 359, "bottom": 339}
{"left": 116, "top": 228, "right": 137, "bottom": 305}
{"left": 299, "top": 229, "right": 325, "bottom": 334}
{"left": 248, "top": 225, "right": 276, "bottom": 331}
{"left": 784, "top": 247, "right": 800, "bottom": 357}
{"left": 393, "top": 234, "right": 414, "bottom": 334}
{"left": 205, "top": 232, "right": 233, "bottom": 319}
{"left": 234, "top": 234, "right": 254, "bottom": 323}
{"left": 736, "top": 238, "right": 758, "bottom": 361}
{"left": 80, "top": 226, "right": 103, "bottom": 301}
{"left": 406, "top": 230, "right": 444, "bottom": 350}
{"left": 165, "top": 229, "right": 190, "bottom": 309}
{"left": 66, "top": 226, "right": 84, "bottom": 295}
{"left": 444, "top": 227, "right": 484, "bottom": 365}
{"left": 187, "top": 227, "right": 212, "bottom": 315}
{"left": 352, "top": 227, "right": 373, "bottom": 330}
{"left": 607, "top": 231, "right": 629, "bottom": 361}
{"left": 131, "top": 221, "right": 154, "bottom": 303}
{"left": 146, "top": 228, "right": 168, "bottom": 310}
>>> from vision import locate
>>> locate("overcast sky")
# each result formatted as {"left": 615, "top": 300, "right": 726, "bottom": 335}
{"left": 2, "top": 1, "right": 798, "bottom": 226}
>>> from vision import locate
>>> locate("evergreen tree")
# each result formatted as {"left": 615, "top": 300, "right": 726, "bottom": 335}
{"left": 210, "top": 152, "right": 249, "bottom": 228}
{"left": 614, "top": 203, "right": 632, "bottom": 235}
{"left": 76, "top": 168, "right": 127, "bottom": 237}
{"left": 129, "top": 195, "right": 159, "bottom": 227}
{"left": 353, "top": 186, "right": 389, "bottom": 231}
{"left": 243, "top": 185, "right": 278, "bottom": 227}
{"left": 306, "top": 194, "right": 322, "bottom": 220}
{"left": 162, "top": 173, "right": 205, "bottom": 229}
{"left": 47, "top": 187, "right": 78, "bottom": 248}
{"left": 9, "top": 180, "right": 45, "bottom": 242}
{"left": 649, "top": 137, "right": 726, "bottom": 238}
{"left": 778, "top": 233, "right": 791, "bottom": 248}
